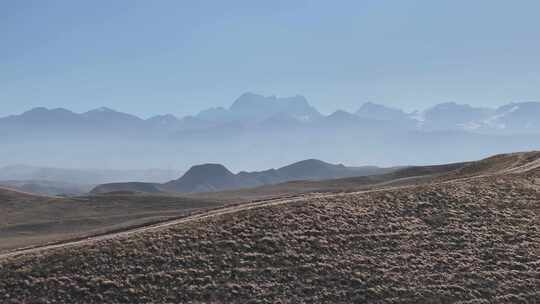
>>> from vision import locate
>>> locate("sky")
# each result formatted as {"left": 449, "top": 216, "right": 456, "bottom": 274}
{"left": 1, "top": 0, "right": 540, "bottom": 118}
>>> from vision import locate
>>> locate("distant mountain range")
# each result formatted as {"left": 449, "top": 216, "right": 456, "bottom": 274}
{"left": 91, "top": 159, "right": 398, "bottom": 194}
{"left": 2, "top": 93, "right": 540, "bottom": 135}
{"left": 1, "top": 92, "right": 540, "bottom": 172}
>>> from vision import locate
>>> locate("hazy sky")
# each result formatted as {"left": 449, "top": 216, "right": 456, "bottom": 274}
{"left": 2, "top": 0, "right": 540, "bottom": 118}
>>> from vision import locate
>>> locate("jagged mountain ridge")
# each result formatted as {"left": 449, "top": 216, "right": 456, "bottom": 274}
{"left": 2, "top": 93, "right": 540, "bottom": 171}
{"left": 3, "top": 94, "right": 540, "bottom": 134}
{"left": 197, "top": 92, "right": 322, "bottom": 123}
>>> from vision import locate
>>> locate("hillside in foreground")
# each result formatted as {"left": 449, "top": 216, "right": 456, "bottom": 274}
{"left": 0, "top": 158, "right": 461, "bottom": 253}
{"left": 1, "top": 152, "right": 540, "bottom": 303}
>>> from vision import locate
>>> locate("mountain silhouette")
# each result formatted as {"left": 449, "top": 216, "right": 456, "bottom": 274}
{"left": 2, "top": 93, "right": 540, "bottom": 171}
{"left": 196, "top": 92, "right": 322, "bottom": 123}
{"left": 92, "top": 159, "right": 396, "bottom": 194}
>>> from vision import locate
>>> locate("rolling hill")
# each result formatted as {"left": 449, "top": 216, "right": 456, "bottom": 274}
{"left": 0, "top": 157, "right": 467, "bottom": 254}
{"left": 91, "top": 159, "right": 398, "bottom": 194}
{"left": 1, "top": 151, "right": 539, "bottom": 303}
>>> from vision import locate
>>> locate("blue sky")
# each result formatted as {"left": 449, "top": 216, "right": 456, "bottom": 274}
{"left": 2, "top": 0, "right": 540, "bottom": 118}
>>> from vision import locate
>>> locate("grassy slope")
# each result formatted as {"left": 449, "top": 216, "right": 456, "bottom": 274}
{"left": 0, "top": 152, "right": 539, "bottom": 302}
{"left": 0, "top": 159, "right": 469, "bottom": 253}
